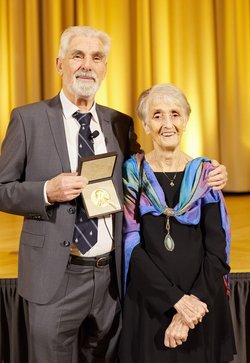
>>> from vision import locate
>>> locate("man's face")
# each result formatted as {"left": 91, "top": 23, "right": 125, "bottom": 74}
{"left": 56, "top": 35, "right": 107, "bottom": 102}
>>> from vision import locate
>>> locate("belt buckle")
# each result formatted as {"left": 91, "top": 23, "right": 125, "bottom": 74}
{"left": 95, "top": 256, "right": 107, "bottom": 268}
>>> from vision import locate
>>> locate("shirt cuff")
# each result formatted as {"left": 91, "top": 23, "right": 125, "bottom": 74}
{"left": 44, "top": 181, "right": 53, "bottom": 206}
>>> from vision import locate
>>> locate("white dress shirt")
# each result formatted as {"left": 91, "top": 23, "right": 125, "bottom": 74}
{"left": 55, "top": 91, "right": 113, "bottom": 257}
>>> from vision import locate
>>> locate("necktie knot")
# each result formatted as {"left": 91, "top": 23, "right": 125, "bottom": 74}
{"left": 73, "top": 111, "right": 92, "bottom": 127}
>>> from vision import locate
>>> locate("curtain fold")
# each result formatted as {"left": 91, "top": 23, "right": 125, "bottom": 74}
{"left": 214, "top": 0, "right": 250, "bottom": 191}
{"left": 0, "top": 0, "right": 249, "bottom": 191}
{"left": 0, "top": 279, "right": 28, "bottom": 363}
{"left": 229, "top": 273, "right": 250, "bottom": 363}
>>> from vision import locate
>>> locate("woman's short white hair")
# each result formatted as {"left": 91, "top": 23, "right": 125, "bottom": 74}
{"left": 137, "top": 83, "right": 191, "bottom": 123}
{"left": 58, "top": 26, "right": 111, "bottom": 59}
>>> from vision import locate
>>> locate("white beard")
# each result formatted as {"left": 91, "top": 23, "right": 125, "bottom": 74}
{"left": 70, "top": 71, "right": 100, "bottom": 98}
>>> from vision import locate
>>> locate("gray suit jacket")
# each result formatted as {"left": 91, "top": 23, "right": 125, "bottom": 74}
{"left": 0, "top": 95, "right": 140, "bottom": 304}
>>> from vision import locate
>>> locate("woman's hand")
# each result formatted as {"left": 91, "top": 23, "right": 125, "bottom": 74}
{"left": 164, "top": 313, "right": 189, "bottom": 348}
{"left": 174, "top": 294, "right": 208, "bottom": 329}
{"left": 207, "top": 161, "right": 228, "bottom": 190}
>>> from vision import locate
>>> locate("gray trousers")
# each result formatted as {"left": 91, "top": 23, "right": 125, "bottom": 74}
{"left": 27, "top": 257, "right": 121, "bottom": 363}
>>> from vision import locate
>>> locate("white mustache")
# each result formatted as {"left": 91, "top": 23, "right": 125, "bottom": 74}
{"left": 75, "top": 71, "right": 97, "bottom": 82}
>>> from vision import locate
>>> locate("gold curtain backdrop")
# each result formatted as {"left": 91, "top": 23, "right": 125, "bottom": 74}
{"left": 0, "top": 0, "right": 249, "bottom": 191}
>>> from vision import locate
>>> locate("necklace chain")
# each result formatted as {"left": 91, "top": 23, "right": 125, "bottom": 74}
{"left": 161, "top": 154, "right": 181, "bottom": 187}
{"left": 162, "top": 171, "right": 177, "bottom": 187}
{"left": 153, "top": 151, "right": 183, "bottom": 187}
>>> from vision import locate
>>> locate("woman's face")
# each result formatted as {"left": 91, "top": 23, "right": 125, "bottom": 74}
{"left": 143, "top": 98, "right": 187, "bottom": 150}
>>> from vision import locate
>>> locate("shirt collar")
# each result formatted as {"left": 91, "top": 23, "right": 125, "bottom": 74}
{"left": 59, "top": 90, "right": 98, "bottom": 123}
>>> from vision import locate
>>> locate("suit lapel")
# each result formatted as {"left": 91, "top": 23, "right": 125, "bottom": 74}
{"left": 96, "top": 103, "right": 124, "bottom": 200}
{"left": 46, "top": 95, "right": 71, "bottom": 172}
{"left": 96, "top": 105, "right": 116, "bottom": 153}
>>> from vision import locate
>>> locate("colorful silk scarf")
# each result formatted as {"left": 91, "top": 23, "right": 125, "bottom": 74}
{"left": 122, "top": 153, "right": 231, "bottom": 292}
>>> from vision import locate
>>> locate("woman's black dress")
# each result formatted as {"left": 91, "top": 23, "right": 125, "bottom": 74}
{"left": 119, "top": 172, "right": 236, "bottom": 363}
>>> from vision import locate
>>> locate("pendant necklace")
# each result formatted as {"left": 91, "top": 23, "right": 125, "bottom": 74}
{"left": 164, "top": 208, "right": 175, "bottom": 251}
{"left": 161, "top": 155, "right": 181, "bottom": 187}
{"left": 161, "top": 155, "right": 181, "bottom": 251}
{"left": 162, "top": 171, "right": 177, "bottom": 187}
{"left": 153, "top": 153, "right": 182, "bottom": 251}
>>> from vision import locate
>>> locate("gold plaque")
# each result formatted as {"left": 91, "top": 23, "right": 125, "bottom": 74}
{"left": 79, "top": 152, "right": 122, "bottom": 218}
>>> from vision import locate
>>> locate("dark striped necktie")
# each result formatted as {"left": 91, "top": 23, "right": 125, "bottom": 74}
{"left": 72, "top": 111, "right": 98, "bottom": 254}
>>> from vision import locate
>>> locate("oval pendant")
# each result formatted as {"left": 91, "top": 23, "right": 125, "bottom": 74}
{"left": 170, "top": 181, "right": 174, "bottom": 187}
{"left": 164, "top": 234, "right": 175, "bottom": 251}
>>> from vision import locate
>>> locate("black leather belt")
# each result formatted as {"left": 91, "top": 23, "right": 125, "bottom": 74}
{"left": 70, "top": 252, "right": 113, "bottom": 268}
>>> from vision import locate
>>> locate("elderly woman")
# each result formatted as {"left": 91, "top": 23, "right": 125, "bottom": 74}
{"left": 119, "top": 84, "right": 235, "bottom": 363}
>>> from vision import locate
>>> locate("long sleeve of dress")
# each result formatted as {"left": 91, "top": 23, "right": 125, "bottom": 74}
{"left": 129, "top": 244, "right": 185, "bottom": 313}
{"left": 189, "top": 202, "right": 230, "bottom": 307}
